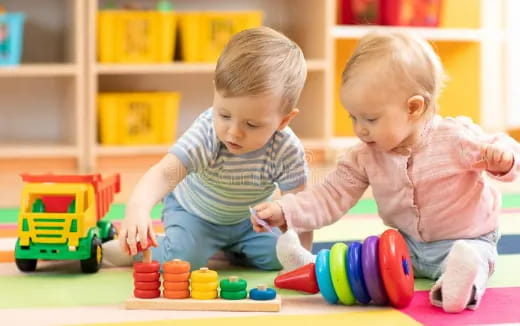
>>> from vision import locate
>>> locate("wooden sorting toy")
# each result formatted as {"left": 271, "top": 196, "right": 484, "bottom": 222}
{"left": 125, "top": 262, "right": 281, "bottom": 312}
{"left": 274, "top": 229, "right": 414, "bottom": 308}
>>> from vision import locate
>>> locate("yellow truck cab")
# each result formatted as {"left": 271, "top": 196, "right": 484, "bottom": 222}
{"left": 15, "top": 174, "right": 120, "bottom": 273}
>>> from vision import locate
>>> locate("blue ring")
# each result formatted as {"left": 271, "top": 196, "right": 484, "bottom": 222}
{"left": 249, "top": 287, "right": 277, "bottom": 300}
{"left": 347, "top": 241, "right": 371, "bottom": 304}
{"left": 315, "top": 249, "right": 338, "bottom": 304}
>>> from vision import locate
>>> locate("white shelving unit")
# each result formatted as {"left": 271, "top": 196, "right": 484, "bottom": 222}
{"left": 0, "top": 0, "right": 511, "bottom": 207}
{"left": 331, "top": 25, "right": 486, "bottom": 41}
{"left": 0, "top": 0, "right": 85, "bottom": 206}
{"left": 86, "top": 0, "right": 336, "bottom": 175}
{"left": 0, "top": 64, "right": 78, "bottom": 77}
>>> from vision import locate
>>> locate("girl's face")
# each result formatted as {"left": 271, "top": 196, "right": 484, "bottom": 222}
{"left": 340, "top": 78, "right": 423, "bottom": 153}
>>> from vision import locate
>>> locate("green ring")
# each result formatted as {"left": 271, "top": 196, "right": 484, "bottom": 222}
{"left": 220, "top": 290, "right": 248, "bottom": 300}
{"left": 329, "top": 242, "right": 356, "bottom": 305}
{"left": 219, "top": 278, "right": 247, "bottom": 292}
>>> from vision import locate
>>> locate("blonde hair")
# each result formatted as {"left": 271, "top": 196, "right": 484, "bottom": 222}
{"left": 342, "top": 31, "right": 445, "bottom": 113}
{"left": 215, "top": 26, "right": 307, "bottom": 113}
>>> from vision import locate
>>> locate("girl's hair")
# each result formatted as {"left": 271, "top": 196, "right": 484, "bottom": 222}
{"left": 215, "top": 26, "right": 307, "bottom": 113}
{"left": 342, "top": 31, "right": 446, "bottom": 114}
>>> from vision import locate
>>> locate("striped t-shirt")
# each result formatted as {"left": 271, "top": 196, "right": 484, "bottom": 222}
{"left": 169, "top": 108, "right": 308, "bottom": 225}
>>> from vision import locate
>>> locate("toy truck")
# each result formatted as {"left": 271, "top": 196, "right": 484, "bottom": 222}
{"left": 14, "top": 173, "right": 121, "bottom": 273}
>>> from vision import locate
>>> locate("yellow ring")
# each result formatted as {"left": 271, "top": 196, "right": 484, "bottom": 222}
{"left": 191, "top": 268, "right": 218, "bottom": 283}
{"left": 190, "top": 281, "right": 218, "bottom": 292}
{"left": 191, "top": 290, "right": 218, "bottom": 300}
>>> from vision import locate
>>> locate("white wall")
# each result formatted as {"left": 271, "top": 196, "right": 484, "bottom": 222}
{"left": 506, "top": 0, "right": 520, "bottom": 128}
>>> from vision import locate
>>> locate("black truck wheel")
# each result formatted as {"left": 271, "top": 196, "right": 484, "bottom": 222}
{"left": 80, "top": 237, "right": 102, "bottom": 273}
{"left": 15, "top": 258, "right": 37, "bottom": 272}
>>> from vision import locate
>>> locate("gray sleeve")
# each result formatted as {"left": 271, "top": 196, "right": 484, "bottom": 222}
{"left": 273, "top": 131, "right": 308, "bottom": 191}
{"left": 169, "top": 109, "right": 218, "bottom": 173}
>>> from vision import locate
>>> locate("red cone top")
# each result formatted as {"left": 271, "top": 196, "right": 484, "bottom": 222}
{"left": 274, "top": 263, "right": 319, "bottom": 294}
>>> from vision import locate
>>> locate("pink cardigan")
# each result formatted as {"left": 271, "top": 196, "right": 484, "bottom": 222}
{"left": 280, "top": 115, "right": 520, "bottom": 242}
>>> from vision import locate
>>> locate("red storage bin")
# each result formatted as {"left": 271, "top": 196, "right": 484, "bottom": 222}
{"left": 339, "top": 0, "right": 382, "bottom": 25}
{"left": 382, "top": 0, "right": 441, "bottom": 26}
{"left": 339, "top": 0, "right": 441, "bottom": 27}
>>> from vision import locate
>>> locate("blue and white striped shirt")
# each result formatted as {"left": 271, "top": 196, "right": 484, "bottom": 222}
{"left": 169, "top": 108, "right": 308, "bottom": 225}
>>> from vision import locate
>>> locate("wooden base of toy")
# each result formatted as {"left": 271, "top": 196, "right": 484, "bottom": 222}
{"left": 125, "top": 295, "right": 281, "bottom": 312}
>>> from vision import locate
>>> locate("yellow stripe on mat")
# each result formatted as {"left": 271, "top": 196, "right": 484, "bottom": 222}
{"left": 71, "top": 310, "right": 421, "bottom": 326}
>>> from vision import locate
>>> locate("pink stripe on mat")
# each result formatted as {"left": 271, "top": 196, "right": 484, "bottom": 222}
{"left": 400, "top": 288, "right": 520, "bottom": 325}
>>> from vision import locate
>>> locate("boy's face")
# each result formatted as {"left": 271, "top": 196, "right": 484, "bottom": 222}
{"left": 340, "top": 79, "right": 420, "bottom": 153}
{"left": 213, "top": 90, "right": 296, "bottom": 155}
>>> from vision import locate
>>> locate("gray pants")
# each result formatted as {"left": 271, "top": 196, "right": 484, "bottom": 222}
{"left": 402, "top": 230, "right": 499, "bottom": 280}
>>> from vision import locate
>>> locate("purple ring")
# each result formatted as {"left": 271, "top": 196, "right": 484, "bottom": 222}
{"left": 361, "top": 236, "right": 389, "bottom": 305}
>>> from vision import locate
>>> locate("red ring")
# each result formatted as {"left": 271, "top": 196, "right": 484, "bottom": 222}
{"left": 134, "top": 281, "right": 161, "bottom": 290}
{"left": 378, "top": 229, "right": 414, "bottom": 308}
{"left": 133, "top": 261, "right": 160, "bottom": 273}
{"left": 133, "top": 272, "right": 160, "bottom": 282}
{"left": 134, "top": 289, "right": 160, "bottom": 299}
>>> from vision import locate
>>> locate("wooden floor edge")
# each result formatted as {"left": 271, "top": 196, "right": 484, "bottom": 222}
{"left": 124, "top": 295, "right": 282, "bottom": 312}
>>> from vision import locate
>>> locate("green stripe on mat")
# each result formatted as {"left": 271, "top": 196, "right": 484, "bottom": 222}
{"left": 1, "top": 194, "right": 519, "bottom": 224}
{"left": 503, "top": 193, "right": 520, "bottom": 209}
{"left": 0, "top": 267, "right": 297, "bottom": 309}
{"left": 1, "top": 255, "right": 519, "bottom": 309}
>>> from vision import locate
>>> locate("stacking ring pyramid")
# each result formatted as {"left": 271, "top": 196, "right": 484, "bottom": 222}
{"left": 274, "top": 229, "right": 414, "bottom": 308}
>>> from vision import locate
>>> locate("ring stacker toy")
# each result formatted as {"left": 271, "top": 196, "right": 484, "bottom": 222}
{"left": 274, "top": 229, "right": 414, "bottom": 308}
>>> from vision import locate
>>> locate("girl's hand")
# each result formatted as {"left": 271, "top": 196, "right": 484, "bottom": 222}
{"left": 251, "top": 201, "right": 286, "bottom": 232}
{"left": 119, "top": 213, "right": 158, "bottom": 256}
{"left": 472, "top": 144, "right": 514, "bottom": 175}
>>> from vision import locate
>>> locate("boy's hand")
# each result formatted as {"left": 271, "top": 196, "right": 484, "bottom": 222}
{"left": 119, "top": 213, "right": 158, "bottom": 256}
{"left": 251, "top": 201, "right": 286, "bottom": 232}
{"left": 472, "top": 144, "right": 514, "bottom": 175}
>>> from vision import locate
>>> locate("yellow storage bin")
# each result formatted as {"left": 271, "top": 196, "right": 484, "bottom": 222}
{"left": 98, "top": 92, "right": 180, "bottom": 145}
{"left": 98, "top": 10, "right": 176, "bottom": 63}
{"left": 178, "top": 11, "right": 263, "bottom": 62}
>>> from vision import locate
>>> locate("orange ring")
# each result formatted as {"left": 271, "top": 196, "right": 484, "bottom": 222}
{"left": 134, "top": 281, "right": 161, "bottom": 290}
{"left": 133, "top": 261, "right": 160, "bottom": 273}
{"left": 163, "top": 271, "right": 190, "bottom": 282}
{"left": 163, "top": 259, "right": 191, "bottom": 273}
{"left": 163, "top": 281, "right": 190, "bottom": 291}
{"left": 133, "top": 272, "right": 160, "bottom": 282}
{"left": 163, "top": 289, "right": 190, "bottom": 299}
